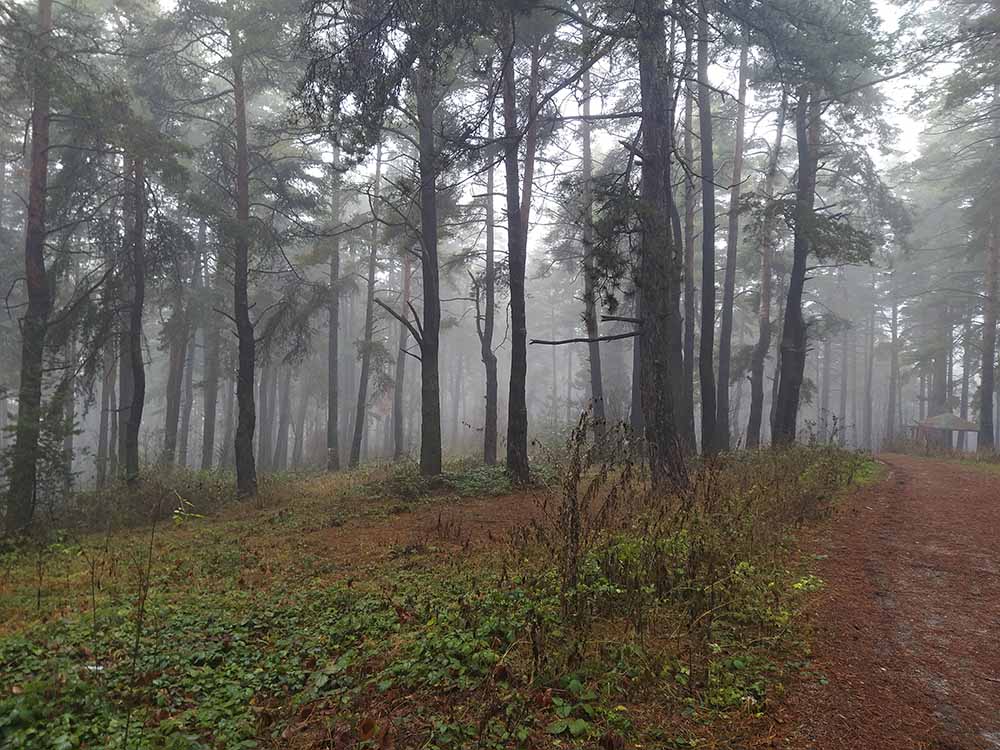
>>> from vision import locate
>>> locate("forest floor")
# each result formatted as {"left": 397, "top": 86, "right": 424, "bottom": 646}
{"left": 2, "top": 451, "right": 997, "bottom": 749}
{"left": 774, "top": 453, "right": 1000, "bottom": 750}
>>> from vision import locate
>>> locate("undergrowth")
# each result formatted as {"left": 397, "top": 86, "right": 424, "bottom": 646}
{"left": 0, "top": 434, "right": 874, "bottom": 749}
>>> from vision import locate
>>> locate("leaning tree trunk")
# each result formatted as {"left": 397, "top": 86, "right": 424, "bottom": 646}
{"left": 746, "top": 93, "right": 787, "bottom": 448}
{"left": 350, "top": 143, "right": 383, "bottom": 467}
{"left": 232, "top": 49, "right": 257, "bottom": 497}
{"left": 696, "top": 2, "right": 718, "bottom": 455}
{"left": 715, "top": 34, "right": 747, "bottom": 452}
{"left": 415, "top": 62, "right": 443, "bottom": 476}
{"left": 580, "top": 55, "right": 606, "bottom": 438}
{"left": 500, "top": 21, "right": 530, "bottom": 483}
{"left": 124, "top": 157, "right": 146, "bottom": 484}
{"left": 5, "top": 0, "right": 53, "bottom": 534}
{"left": 772, "top": 89, "right": 820, "bottom": 445}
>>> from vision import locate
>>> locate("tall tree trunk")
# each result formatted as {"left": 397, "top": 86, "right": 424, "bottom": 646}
{"left": 773, "top": 88, "right": 820, "bottom": 445}
{"left": 715, "top": 33, "right": 747, "bottom": 451}
{"left": 97, "top": 341, "right": 115, "bottom": 488}
{"left": 415, "top": 62, "right": 443, "bottom": 476}
{"left": 863, "top": 300, "right": 875, "bottom": 450}
{"left": 636, "top": 0, "right": 686, "bottom": 484}
{"left": 350, "top": 143, "right": 383, "bottom": 467}
{"left": 479, "top": 104, "right": 499, "bottom": 465}
{"left": 326, "top": 145, "right": 342, "bottom": 471}
{"left": 292, "top": 373, "right": 309, "bottom": 467}
{"left": 629, "top": 292, "right": 643, "bottom": 433}
{"left": 746, "top": 93, "right": 787, "bottom": 448}
{"left": 393, "top": 254, "right": 411, "bottom": 460}
{"left": 886, "top": 285, "right": 899, "bottom": 446}
{"left": 221, "top": 373, "right": 235, "bottom": 468}
{"left": 980, "top": 207, "right": 998, "bottom": 451}
{"left": 201, "top": 242, "right": 221, "bottom": 470}
{"left": 178, "top": 323, "right": 198, "bottom": 467}
{"left": 683, "top": 88, "right": 697, "bottom": 451}
{"left": 124, "top": 157, "right": 146, "bottom": 483}
{"left": 958, "top": 319, "right": 971, "bottom": 451}
{"left": 580, "top": 51, "right": 606, "bottom": 437}
{"left": 258, "top": 363, "right": 274, "bottom": 471}
{"left": 5, "top": 0, "right": 53, "bottom": 533}
{"left": 839, "top": 322, "right": 849, "bottom": 446}
{"left": 178, "top": 243, "right": 202, "bottom": 467}
{"left": 232, "top": 50, "right": 257, "bottom": 496}
{"left": 62, "top": 335, "right": 75, "bottom": 493}
{"left": 696, "top": 1, "right": 718, "bottom": 454}
{"left": 820, "top": 336, "right": 832, "bottom": 442}
{"left": 500, "top": 19, "right": 529, "bottom": 483}
{"left": 162, "top": 302, "right": 187, "bottom": 464}
{"left": 273, "top": 366, "right": 292, "bottom": 470}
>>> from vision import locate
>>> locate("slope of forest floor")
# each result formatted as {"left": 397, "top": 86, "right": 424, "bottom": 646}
{"left": 1, "top": 448, "right": 889, "bottom": 749}
{"left": 773, "top": 453, "right": 1000, "bottom": 750}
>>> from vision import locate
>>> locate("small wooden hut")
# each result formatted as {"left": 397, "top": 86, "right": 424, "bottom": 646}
{"left": 908, "top": 413, "right": 979, "bottom": 452}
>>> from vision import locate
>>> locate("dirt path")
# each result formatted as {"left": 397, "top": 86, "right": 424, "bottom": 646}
{"left": 778, "top": 454, "right": 1000, "bottom": 750}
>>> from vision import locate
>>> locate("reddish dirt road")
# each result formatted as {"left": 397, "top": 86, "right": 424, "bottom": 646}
{"left": 779, "top": 454, "right": 1000, "bottom": 750}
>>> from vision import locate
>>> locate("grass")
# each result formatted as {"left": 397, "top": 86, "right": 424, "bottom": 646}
{"left": 0, "top": 446, "right": 875, "bottom": 749}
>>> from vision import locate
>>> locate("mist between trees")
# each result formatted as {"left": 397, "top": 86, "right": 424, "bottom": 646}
{"left": 0, "top": 0, "right": 995, "bottom": 533}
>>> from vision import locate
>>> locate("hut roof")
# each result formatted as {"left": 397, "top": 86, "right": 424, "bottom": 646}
{"left": 916, "top": 413, "right": 980, "bottom": 432}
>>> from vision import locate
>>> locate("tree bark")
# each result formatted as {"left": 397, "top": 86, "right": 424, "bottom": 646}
{"left": 221, "top": 372, "right": 235, "bottom": 468}
{"left": 981, "top": 209, "right": 998, "bottom": 451}
{"left": 500, "top": 17, "right": 529, "bottom": 483}
{"left": 5, "top": 0, "right": 53, "bottom": 533}
{"left": 715, "top": 33, "right": 747, "bottom": 451}
{"left": 201, "top": 242, "right": 221, "bottom": 470}
{"left": 479, "top": 103, "right": 499, "bottom": 465}
{"left": 863, "top": 299, "right": 875, "bottom": 450}
{"left": 350, "top": 142, "right": 383, "bottom": 467}
{"left": 162, "top": 317, "right": 187, "bottom": 465}
{"left": 636, "top": 0, "right": 686, "bottom": 485}
{"left": 415, "top": 62, "right": 443, "bottom": 476}
{"left": 820, "top": 336, "right": 832, "bottom": 441}
{"left": 580, "top": 51, "right": 606, "bottom": 439}
{"left": 178, "top": 249, "right": 202, "bottom": 468}
{"left": 124, "top": 157, "right": 146, "bottom": 483}
{"left": 327, "top": 144, "right": 342, "bottom": 471}
{"left": 258, "top": 363, "right": 274, "bottom": 471}
{"left": 97, "top": 341, "right": 116, "bottom": 488}
{"left": 746, "top": 93, "right": 787, "bottom": 448}
{"left": 696, "top": 1, "right": 718, "bottom": 454}
{"left": 393, "top": 254, "right": 411, "bottom": 459}
{"left": 273, "top": 366, "right": 292, "bottom": 470}
{"left": 232, "top": 49, "right": 257, "bottom": 497}
{"left": 839, "top": 317, "right": 849, "bottom": 446}
{"left": 683, "top": 88, "right": 697, "bottom": 451}
{"left": 886, "top": 282, "right": 899, "bottom": 446}
{"left": 773, "top": 88, "right": 820, "bottom": 445}
{"left": 958, "top": 319, "right": 970, "bottom": 451}
{"left": 292, "top": 372, "right": 309, "bottom": 466}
